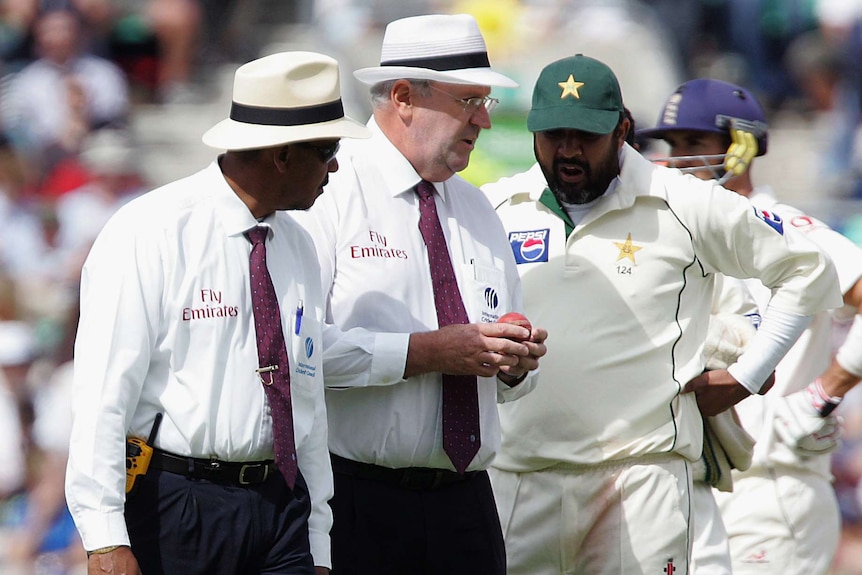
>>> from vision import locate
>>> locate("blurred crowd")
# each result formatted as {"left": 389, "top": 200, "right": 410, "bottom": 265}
{"left": 0, "top": 0, "right": 861, "bottom": 573}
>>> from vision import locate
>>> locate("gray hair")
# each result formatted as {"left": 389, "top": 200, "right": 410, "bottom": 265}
{"left": 370, "top": 79, "right": 432, "bottom": 107}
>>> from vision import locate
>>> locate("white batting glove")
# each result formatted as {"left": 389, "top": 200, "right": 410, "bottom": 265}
{"left": 703, "top": 313, "right": 757, "bottom": 371}
{"left": 774, "top": 382, "right": 842, "bottom": 457}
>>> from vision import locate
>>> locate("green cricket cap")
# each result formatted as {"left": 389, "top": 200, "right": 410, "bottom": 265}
{"left": 527, "top": 54, "right": 624, "bottom": 134}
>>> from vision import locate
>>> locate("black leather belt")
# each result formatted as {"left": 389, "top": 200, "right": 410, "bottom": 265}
{"left": 150, "top": 448, "right": 277, "bottom": 486}
{"left": 331, "top": 453, "right": 479, "bottom": 491}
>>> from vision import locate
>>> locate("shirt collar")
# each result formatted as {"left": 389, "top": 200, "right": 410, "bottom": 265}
{"left": 204, "top": 159, "right": 268, "bottom": 238}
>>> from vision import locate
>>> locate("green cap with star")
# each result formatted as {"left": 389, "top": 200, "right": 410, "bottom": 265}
{"left": 527, "top": 54, "right": 624, "bottom": 135}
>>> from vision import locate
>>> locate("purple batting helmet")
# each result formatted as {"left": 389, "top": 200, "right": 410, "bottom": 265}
{"left": 639, "top": 78, "right": 769, "bottom": 155}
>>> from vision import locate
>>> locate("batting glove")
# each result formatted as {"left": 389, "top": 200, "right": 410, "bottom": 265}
{"left": 723, "top": 126, "right": 758, "bottom": 177}
{"left": 774, "top": 381, "right": 842, "bottom": 457}
{"left": 703, "top": 313, "right": 757, "bottom": 371}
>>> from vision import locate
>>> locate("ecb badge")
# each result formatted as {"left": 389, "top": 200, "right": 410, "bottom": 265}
{"left": 508, "top": 229, "right": 550, "bottom": 264}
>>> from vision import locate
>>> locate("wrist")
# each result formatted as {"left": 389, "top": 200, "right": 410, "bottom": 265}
{"left": 836, "top": 315, "right": 862, "bottom": 378}
{"left": 805, "top": 378, "right": 842, "bottom": 417}
{"left": 87, "top": 545, "right": 122, "bottom": 557}
{"left": 498, "top": 370, "right": 528, "bottom": 387}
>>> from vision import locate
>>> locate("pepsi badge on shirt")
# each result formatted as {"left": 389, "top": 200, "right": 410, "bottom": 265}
{"left": 753, "top": 206, "right": 783, "bottom": 235}
{"left": 508, "top": 229, "right": 550, "bottom": 264}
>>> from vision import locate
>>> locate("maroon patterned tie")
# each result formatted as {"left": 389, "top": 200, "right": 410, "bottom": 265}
{"left": 415, "top": 180, "right": 480, "bottom": 474}
{"left": 246, "top": 226, "right": 298, "bottom": 489}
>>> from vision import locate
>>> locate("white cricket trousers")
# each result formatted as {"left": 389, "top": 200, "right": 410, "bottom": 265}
{"left": 490, "top": 454, "right": 694, "bottom": 575}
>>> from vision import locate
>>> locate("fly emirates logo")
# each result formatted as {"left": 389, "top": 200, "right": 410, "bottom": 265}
{"left": 182, "top": 288, "right": 239, "bottom": 321}
{"left": 350, "top": 230, "right": 408, "bottom": 260}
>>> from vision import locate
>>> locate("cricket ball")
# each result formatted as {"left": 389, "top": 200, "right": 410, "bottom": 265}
{"left": 498, "top": 312, "right": 532, "bottom": 332}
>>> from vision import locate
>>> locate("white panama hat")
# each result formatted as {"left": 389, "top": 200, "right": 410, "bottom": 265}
{"left": 354, "top": 14, "right": 518, "bottom": 88}
{"left": 203, "top": 51, "right": 370, "bottom": 151}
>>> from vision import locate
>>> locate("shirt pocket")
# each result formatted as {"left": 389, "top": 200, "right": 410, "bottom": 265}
{"left": 463, "top": 258, "right": 510, "bottom": 323}
{"left": 287, "top": 307, "right": 322, "bottom": 395}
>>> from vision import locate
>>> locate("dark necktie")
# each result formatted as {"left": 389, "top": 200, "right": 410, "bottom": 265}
{"left": 415, "top": 180, "right": 480, "bottom": 474}
{"left": 246, "top": 226, "right": 298, "bottom": 488}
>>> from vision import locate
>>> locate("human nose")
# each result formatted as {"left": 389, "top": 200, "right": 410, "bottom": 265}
{"left": 559, "top": 134, "right": 582, "bottom": 157}
{"left": 470, "top": 104, "right": 492, "bottom": 129}
{"left": 328, "top": 157, "right": 339, "bottom": 172}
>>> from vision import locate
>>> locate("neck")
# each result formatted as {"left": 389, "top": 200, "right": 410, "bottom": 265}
{"left": 220, "top": 154, "right": 273, "bottom": 220}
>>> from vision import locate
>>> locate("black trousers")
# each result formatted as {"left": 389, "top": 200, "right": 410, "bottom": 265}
{"left": 330, "top": 457, "right": 506, "bottom": 575}
{"left": 125, "top": 467, "right": 314, "bottom": 575}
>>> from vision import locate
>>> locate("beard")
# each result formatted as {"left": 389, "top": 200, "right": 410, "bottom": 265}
{"left": 537, "top": 136, "right": 622, "bottom": 205}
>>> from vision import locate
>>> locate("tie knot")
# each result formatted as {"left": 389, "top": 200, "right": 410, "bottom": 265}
{"left": 246, "top": 226, "right": 268, "bottom": 246}
{"left": 416, "top": 180, "right": 436, "bottom": 201}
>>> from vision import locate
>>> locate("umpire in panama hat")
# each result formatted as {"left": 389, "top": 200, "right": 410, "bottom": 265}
{"left": 295, "top": 13, "right": 549, "bottom": 575}
{"left": 65, "top": 51, "right": 368, "bottom": 575}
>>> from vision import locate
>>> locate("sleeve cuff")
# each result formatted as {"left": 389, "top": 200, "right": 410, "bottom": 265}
{"left": 370, "top": 332, "right": 410, "bottom": 385}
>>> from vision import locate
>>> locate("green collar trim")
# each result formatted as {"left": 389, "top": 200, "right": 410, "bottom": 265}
{"left": 538, "top": 187, "right": 574, "bottom": 237}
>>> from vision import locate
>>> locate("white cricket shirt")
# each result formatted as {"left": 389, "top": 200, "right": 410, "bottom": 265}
{"left": 735, "top": 185, "right": 862, "bottom": 476}
{"left": 483, "top": 145, "right": 841, "bottom": 471}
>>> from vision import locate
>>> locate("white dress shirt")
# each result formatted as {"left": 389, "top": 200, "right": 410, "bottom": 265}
{"left": 295, "top": 118, "right": 536, "bottom": 472}
{"left": 65, "top": 161, "right": 332, "bottom": 565}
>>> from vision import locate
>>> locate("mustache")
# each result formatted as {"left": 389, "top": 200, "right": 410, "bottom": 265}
{"left": 555, "top": 157, "right": 589, "bottom": 171}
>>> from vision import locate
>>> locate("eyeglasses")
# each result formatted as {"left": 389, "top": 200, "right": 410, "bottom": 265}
{"left": 429, "top": 85, "right": 499, "bottom": 114}
{"left": 296, "top": 140, "right": 340, "bottom": 163}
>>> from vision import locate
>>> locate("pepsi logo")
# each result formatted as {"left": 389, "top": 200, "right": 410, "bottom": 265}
{"left": 753, "top": 206, "right": 784, "bottom": 235}
{"left": 509, "top": 229, "right": 550, "bottom": 264}
{"left": 520, "top": 238, "right": 545, "bottom": 261}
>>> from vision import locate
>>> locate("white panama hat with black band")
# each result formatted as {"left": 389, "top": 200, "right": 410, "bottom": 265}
{"left": 203, "top": 51, "right": 370, "bottom": 151}
{"left": 353, "top": 14, "right": 518, "bottom": 88}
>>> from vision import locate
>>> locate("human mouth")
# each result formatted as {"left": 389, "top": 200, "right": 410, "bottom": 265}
{"left": 557, "top": 162, "right": 585, "bottom": 183}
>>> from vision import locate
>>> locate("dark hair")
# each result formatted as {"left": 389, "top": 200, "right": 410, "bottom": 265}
{"left": 623, "top": 108, "right": 636, "bottom": 146}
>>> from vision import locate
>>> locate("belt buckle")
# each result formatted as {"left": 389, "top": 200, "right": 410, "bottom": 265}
{"left": 239, "top": 463, "right": 268, "bottom": 485}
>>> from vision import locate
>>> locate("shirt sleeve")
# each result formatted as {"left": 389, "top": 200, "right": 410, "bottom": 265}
{"left": 65, "top": 215, "right": 162, "bottom": 550}
{"left": 300, "top": 368, "right": 334, "bottom": 568}
{"left": 690, "top": 185, "right": 843, "bottom": 316}
{"left": 321, "top": 324, "right": 409, "bottom": 388}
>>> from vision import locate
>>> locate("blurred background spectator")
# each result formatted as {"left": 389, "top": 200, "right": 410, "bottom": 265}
{"left": 0, "top": 4, "right": 129, "bottom": 173}
{"left": 0, "top": 1, "right": 860, "bottom": 573}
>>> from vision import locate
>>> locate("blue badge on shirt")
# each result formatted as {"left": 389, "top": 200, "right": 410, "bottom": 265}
{"left": 753, "top": 206, "right": 784, "bottom": 235}
{"left": 746, "top": 313, "right": 762, "bottom": 330}
{"left": 484, "top": 287, "right": 499, "bottom": 309}
{"left": 509, "top": 229, "right": 550, "bottom": 264}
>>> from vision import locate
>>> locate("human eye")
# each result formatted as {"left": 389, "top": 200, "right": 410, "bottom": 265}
{"left": 461, "top": 97, "right": 483, "bottom": 111}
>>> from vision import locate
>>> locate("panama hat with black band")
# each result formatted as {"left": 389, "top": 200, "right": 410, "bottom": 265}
{"left": 203, "top": 51, "right": 370, "bottom": 151}
{"left": 353, "top": 14, "right": 518, "bottom": 88}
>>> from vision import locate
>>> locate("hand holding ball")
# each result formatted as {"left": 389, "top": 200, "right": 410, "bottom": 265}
{"left": 498, "top": 312, "right": 532, "bottom": 338}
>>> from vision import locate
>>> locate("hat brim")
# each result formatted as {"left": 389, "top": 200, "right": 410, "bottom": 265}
{"left": 353, "top": 66, "right": 518, "bottom": 88}
{"left": 202, "top": 116, "right": 370, "bottom": 151}
{"left": 527, "top": 107, "right": 621, "bottom": 135}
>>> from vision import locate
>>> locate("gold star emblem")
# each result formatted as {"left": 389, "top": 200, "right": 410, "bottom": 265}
{"left": 558, "top": 74, "right": 585, "bottom": 99}
{"left": 614, "top": 233, "right": 642, "bottom": 263}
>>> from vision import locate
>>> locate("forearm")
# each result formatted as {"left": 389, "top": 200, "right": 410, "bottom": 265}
{"left": 728, "top": 306, "right": 812, "bottom": 394}
{"left": 822, "top": 314, "right": 862, "bottom": 398}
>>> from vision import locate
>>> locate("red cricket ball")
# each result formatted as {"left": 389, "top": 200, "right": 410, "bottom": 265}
{"left": 498, "top": 312, "right": 532, "bottom": 332}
